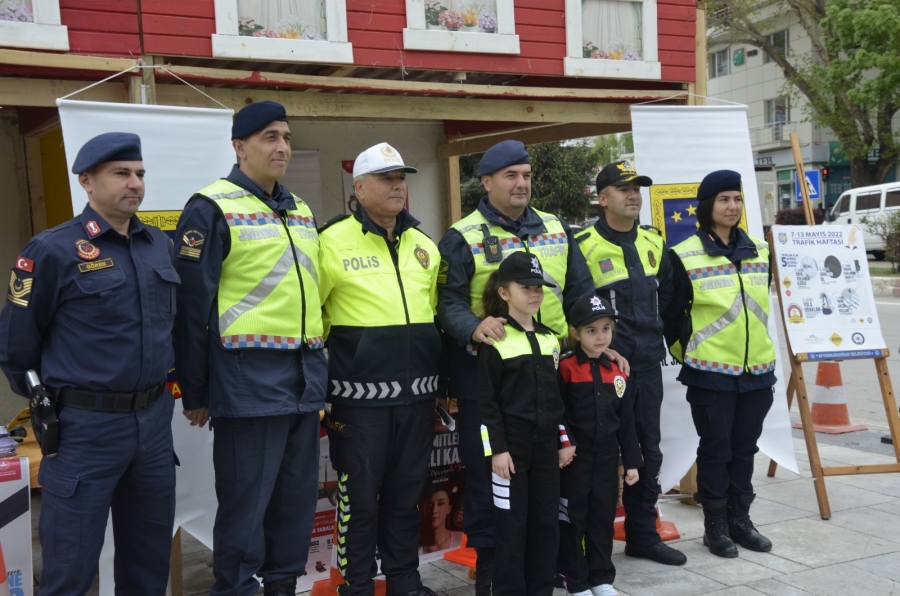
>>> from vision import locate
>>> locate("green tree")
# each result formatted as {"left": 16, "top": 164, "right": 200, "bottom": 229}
{"left": 707, "top": 0, "right": 900, "bottom": 187}
{"left": 593, "top": 132, "right": 633, "bottom": 165}
{"left": 528, "top": 141, "right": 598, "bottom": 223}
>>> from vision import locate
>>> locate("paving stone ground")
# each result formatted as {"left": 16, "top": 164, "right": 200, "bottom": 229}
{"left": 28, "top": 432, "right": 900, "bottom": 596}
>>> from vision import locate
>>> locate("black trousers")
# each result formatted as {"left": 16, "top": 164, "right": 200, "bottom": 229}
{"left": 687, "top": 386, "right": 774, "bottom": 500}
{"left": 557, "top": 444, "right": 619, "bottom": 592}
{"left": 621, "top": 365, "right": 664, "bottom": 547}
{"left": 491, "top": 437, "right": 559, "bottom": 596}
{"left": 456, "top": 399, "right": 495, "bottom": 548}
{"left": 328, "top": 400, "right": 435, "bottom": 596}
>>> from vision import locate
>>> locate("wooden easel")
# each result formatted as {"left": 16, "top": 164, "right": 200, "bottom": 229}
{"left": 766, "top": 134, "right": 900, "bottom": 519}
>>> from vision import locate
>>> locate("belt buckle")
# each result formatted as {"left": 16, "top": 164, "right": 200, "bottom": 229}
{"left": 134, "top": 391, "right": 150, "bottom": 411}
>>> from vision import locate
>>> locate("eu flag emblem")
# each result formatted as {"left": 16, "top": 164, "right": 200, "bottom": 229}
{"left": 649, "top": 183, "right": 747, "bottom": 246}
{"left": 600, "top": 258, "right": 613, "bottom": 273}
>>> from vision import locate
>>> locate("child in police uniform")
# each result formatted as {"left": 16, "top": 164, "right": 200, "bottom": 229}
{"left": 557, "top": 294, "right": 643, "bottom": 596}
{"left": 477, "top": 252, "right": 573, "bottom": 596}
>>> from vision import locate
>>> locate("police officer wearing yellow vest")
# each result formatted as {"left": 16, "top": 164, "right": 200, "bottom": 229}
{"left": 575, "top": 161, "right": 685, "bottom": 567}
{"left": 663, "top": 170, "right": 775, "bottom": 559}
{"left": 436, "top": 140, "right": 596, "bottom": 594}
{"left": 318, "top": 143, "right": 441, "bottom": 596}
{"left": 173, "top": 101, "right": 327, "bottom": 596}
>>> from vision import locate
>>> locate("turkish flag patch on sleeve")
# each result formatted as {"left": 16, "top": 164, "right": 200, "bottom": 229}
{"left": 15, "top": 256, "right": 34, "bottom": 273}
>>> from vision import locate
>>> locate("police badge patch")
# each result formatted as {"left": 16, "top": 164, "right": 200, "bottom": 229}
{"left": 552, "top": 346, "right": 560, "bottom": 370}
{"left": 438, "top": 257, "right": 450, "bottom": 285}
{"left": 614, "top": 375, "right": 626, "bottom": 398}
{"left": 75, "top": 239, "right": 100, "bottom": 261}
{"left": 179, "top": 229, "right": 207, "bottom": 261}
{"left": 648, "top": 250, "right": 657, "bottom": 268}
{"left": 7, "top": 270, "right": 32, "bottom": 308}
{"left": 414, "top": 244, "right": 430, "bottom": 268}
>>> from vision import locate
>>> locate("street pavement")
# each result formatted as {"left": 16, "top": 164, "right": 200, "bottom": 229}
{"left": 27, "top": 299, "right": 900, "bottom": 595}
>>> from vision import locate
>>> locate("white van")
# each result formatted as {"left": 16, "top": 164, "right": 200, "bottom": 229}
{"left": 824, "top": 182, "right": 900, "bottom": 260}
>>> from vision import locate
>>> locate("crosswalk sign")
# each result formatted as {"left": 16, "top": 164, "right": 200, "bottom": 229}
{"left": 795, "top": 170, "right": 821, "bottom": 201}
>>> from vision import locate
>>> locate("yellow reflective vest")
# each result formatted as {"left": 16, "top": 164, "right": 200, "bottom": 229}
{"left": 200, "top": 179, "right": 324, "bottom": 350}
{"left": 451, "top": 208, "right": 569, "bottom": 337}
{"left": 671, "top": 232, "right": 776, "bottom": 375}
{"left": 318, "top": 212, "right": 441, "bottom": 405}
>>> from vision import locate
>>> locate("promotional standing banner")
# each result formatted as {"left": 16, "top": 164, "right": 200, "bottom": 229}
{"left": 631, "top": 105, "right": 799, "bottom": 492}
{"left": 0, "top": 458, "right": 31, "bottom": 596}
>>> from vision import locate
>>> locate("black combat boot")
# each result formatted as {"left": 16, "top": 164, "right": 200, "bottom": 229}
{"left": 701, "top": 498, "right": 738, "bottom": 558}
{"left": 727, "top": 493, "right": 772, "bottom": 552}
{"left": 263, "top": 577, "right": 297, "bottom": 596}
{"left": 474, "top": 546, "right": 495, "bottom": 596}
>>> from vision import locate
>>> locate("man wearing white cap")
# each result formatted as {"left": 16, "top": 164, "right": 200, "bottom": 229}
{"left": 318, "top": 142, "right": 442, "bottom": 596}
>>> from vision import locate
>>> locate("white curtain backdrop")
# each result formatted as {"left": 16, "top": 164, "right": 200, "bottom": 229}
{"left": 582, "top": 0, "right": 642, "bottom": 59}
{"left": 237, "top": 0, "right": 325, "bottom": 36}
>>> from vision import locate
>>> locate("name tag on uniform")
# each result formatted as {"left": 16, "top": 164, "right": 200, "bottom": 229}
{"left": 78, "top": 258, "right": 114, "bottom": 273}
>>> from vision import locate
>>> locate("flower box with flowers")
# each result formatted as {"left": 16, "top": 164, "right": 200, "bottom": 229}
{"left": 439, "top": 10, "right": 463, "bottom": 31}
{"left": 425, "top": 0, "right": 446, "bottom": 28}
{"left": 477, "top": 10, "right": 497, "bottom": 33}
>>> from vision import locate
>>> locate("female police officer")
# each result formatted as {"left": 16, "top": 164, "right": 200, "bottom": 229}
{"left": 663, "top": 170, "right": 775, "bottom": 558}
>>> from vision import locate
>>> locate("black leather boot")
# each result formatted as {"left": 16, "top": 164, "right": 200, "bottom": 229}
{"left": 701, "top": 498, "right": 738, "bottom": 558}
{"left": 474, "top": 546, "right": 495, "bottom": 596}
{"left": 727, "top": 493, "right": 772, "bottom": 552}
{"left": 263, "top": 577, "right": 297, "bottom": 596}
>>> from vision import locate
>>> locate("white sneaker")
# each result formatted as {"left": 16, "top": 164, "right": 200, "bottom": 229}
{"left": 570, "top": 591, "right": 592, "bottom": 596}
{"left": 590, "top": 585, "right": 619, "bottom": 596}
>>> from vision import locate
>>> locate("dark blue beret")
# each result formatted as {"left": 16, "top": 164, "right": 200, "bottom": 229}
{"left": 72, "top": 132, "right": 142, "bottom": 174}
{"left": 697, "top": 169, "right": 742, "bottom": 202}
{"left": 232, "top": 100, "right": 288, "bottom": 139}
{"left": 478, "top": 140, "right": 530, "bottom": 176}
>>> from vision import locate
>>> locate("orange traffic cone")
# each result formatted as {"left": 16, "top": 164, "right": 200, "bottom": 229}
{"left": 443, "top": 533, "right": 478, "bottom": 578}
{"left": 793, "top": 362, "right": 866, "bottom": 434}
{"left": 613, "top": 505, "right": 680, "bottom": 541}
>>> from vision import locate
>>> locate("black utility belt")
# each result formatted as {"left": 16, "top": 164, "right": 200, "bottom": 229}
{"left": 57, "top": 382, "right": 166, "bottom": 413}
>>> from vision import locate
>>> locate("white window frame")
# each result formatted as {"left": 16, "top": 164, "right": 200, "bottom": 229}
{"left": 0, "top": 0, "right": 68, "bottom": 51}
{"left": 564, "top": 0, "right": 660, "bottom": 80}
{"left": 763, "top": 29, "right": 788, "bottom": 63}
{"left": 402, "top": 0, "right": 520, "bottom": 54}
{"left": 211, "top": 0, "right": 353, "bottom": 63}
{"left": 708, "top": 48, "right": 729, "bottom": 79}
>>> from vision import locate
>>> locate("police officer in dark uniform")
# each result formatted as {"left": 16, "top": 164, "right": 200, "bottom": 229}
{"left": 436, "top": 140, "right": 597, "bottom": 594}
{"left": 0, "top": 133, "right": 179, "bottom": 595}
{"left": 574, "top": 161, "right": 685, "bottom": 566}
{"left": 173, "top": 101, "right": 327, "bottom": 596}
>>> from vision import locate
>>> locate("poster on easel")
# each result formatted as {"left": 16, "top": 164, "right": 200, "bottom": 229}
{"left": 770, "top": 224, "right": 888, "bottom": 360}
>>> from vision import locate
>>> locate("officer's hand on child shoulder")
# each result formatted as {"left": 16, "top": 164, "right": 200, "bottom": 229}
{"left": 605, "top": 349, "right": 630, "bottom": 375}
{"left": 492, "top": 452, "right": 515, "bottom": 479}
{"left": 558, "top": 446, "right": 576, "bottom": 468}
{"left": 624, "top": 468, "right": 639, "bottom": 486}
{"left": 183, "top": 408, "right": 210, "bottom": 428}
{"left": 472, "top": 316, "right": 507, "bottom": 346}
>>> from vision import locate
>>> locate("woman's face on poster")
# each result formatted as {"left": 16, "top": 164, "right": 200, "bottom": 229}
{"left": 428, "top": 490, "right": 452, "bottom": 529}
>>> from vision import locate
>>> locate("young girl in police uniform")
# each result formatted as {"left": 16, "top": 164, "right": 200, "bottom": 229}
{"left": 476, "top": 252, "right": 572, "bottom": 596}
{"left": 556, "top": 294, "right": 642, "bottom": 596}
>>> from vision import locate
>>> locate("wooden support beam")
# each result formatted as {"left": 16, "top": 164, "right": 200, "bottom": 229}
{"left": 156, "top": 85, "right": 635, "bottom": 125}
{"left": 447, "top": 156, "right": 461, "bottom": 224}
{"left": 694, "top": 1, "right": 708, "bottom": 103}
{"left": 158, "top": 64, "right": 685, "bottom": 102}
{"left": 23, "top": 137, "right": 48, "bottom": 235}
{"left": 436, "top": 123, "right": 631, "bottom": 158}
{"left": 0, "top": 77, "right": 126, "bottom": 107}
{"left": 0, "top": 48, "right": 138, "bottom": 72}
{"left": 142, "top": 56, "right": 158, "bottom": 105}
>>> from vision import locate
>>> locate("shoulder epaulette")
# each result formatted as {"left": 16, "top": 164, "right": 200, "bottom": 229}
{"left": 575, "top": 230, "right": 593, "bottom": 244}
{"left": 640, "top": 225, "right": 663, "bottom": 236}
{"left": 317, "top": 213, "right": 351, "bottom": 234}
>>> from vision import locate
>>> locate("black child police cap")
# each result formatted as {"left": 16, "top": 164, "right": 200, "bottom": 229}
{"left": 567, "top": 293, "right": 617, "bottom": 328}
{"left": 497, "top": 252, "right": 556, "bottom": 288}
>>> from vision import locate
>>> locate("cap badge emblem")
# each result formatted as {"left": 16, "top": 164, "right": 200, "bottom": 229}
{"left": 617, "top": 161, "right": 635, "bottom": 173}
{"left": 380, "top": 145, "right": 397, "bottom": 157}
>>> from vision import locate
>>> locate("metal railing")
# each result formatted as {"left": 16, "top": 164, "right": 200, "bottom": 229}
{"left": 748, "top": 121, "right": 797, "bottom": 145}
